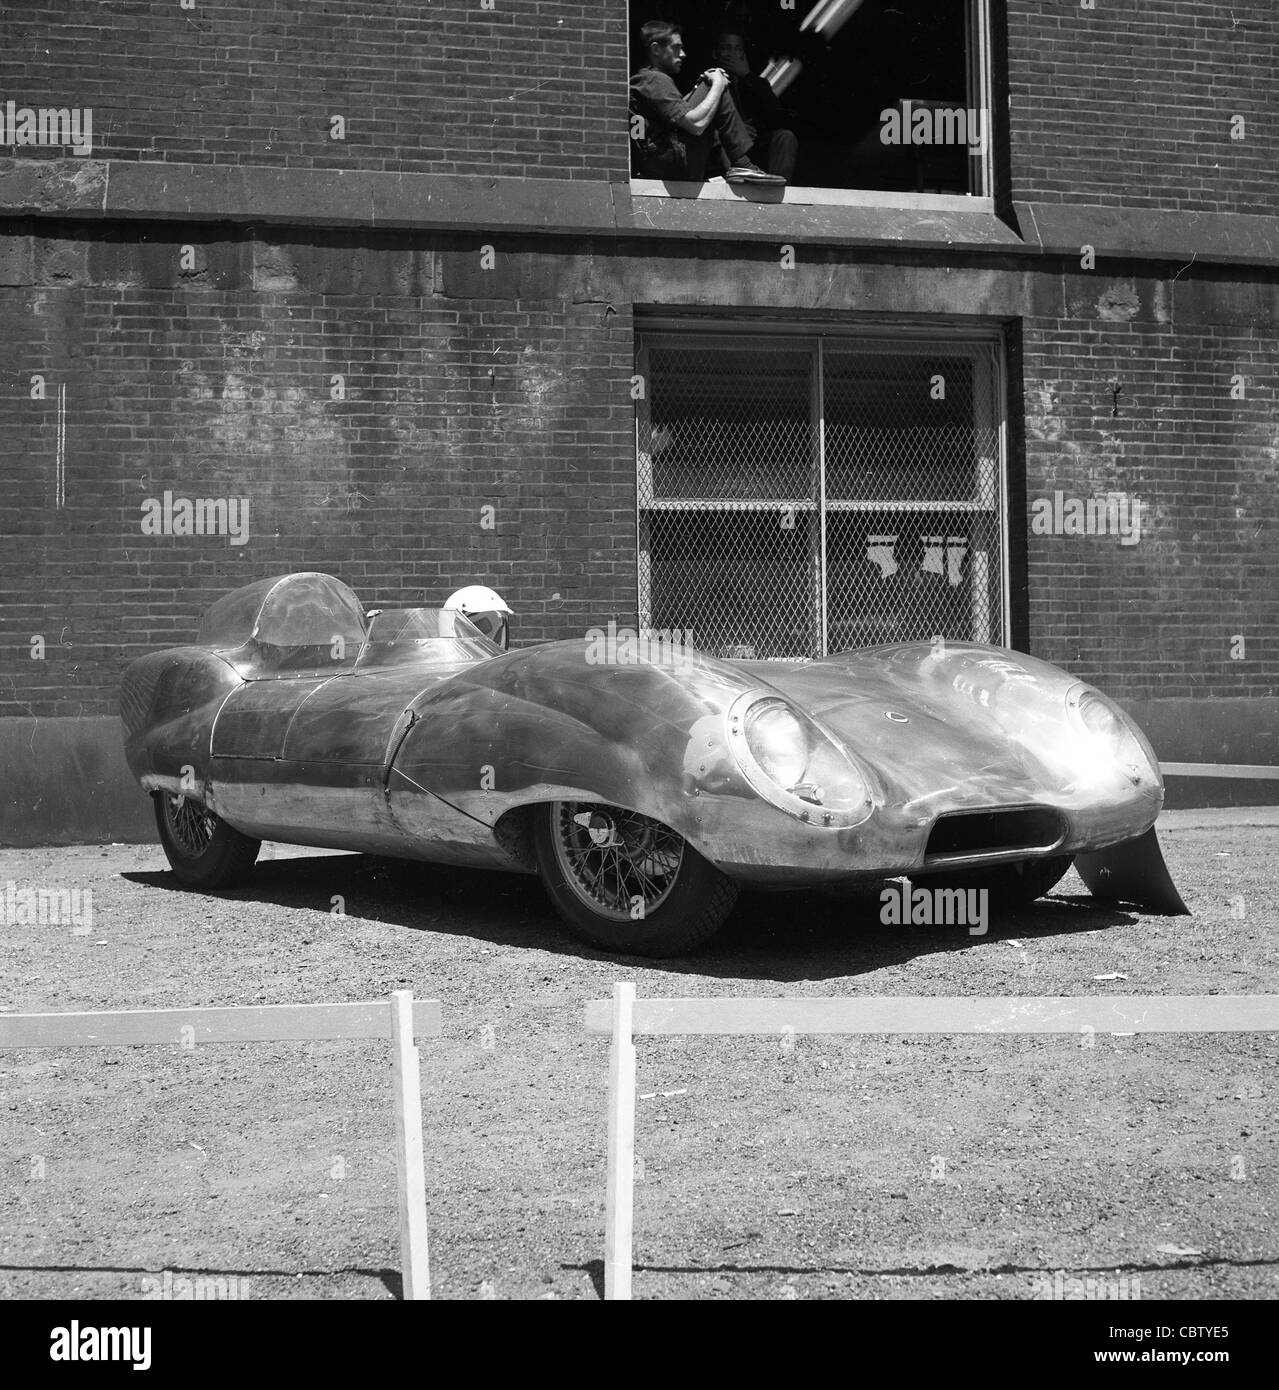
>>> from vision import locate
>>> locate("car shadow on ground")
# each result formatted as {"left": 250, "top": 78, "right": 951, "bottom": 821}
{"left": 122, "top": 853, "right": 1141, "bottom": 984}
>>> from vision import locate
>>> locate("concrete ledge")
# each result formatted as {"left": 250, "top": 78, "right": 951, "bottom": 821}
{"left": 0, "top": 157, "right": 1020, "bottom": 251}
{"left": 630, "top": 178, "right": 989, "bottom": 212}
{"left": 621, "top": 189, "right": 1022, "bottom": 251}
{"left": 3, "top": 158, "right": 1276, "bottom": 265}
{"left": 1, "top": 717, "right": 153, "bottom": 847}
{"left": 0, "top": 157, "right": 1015, "bottom": 251}
{"left": 0, "top": 159, "right": 619, "bottom": 238}
{"left": 1014, "top": 200, "right": 1279, "bottom": 269}
{"left": 0, "top": 157, "right": 109, "bottom": 215}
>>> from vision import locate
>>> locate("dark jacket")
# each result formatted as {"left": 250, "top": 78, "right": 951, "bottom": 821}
{"left": 629, "top": 67, "right": 692, "bottom": 173}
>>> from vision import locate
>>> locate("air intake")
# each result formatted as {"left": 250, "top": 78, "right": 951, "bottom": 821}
{"left": 924, "top": 807, "right": 1066, "bottom": 865}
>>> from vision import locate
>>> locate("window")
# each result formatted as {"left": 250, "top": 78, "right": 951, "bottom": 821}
{"left": 636, "top": 324, "right": 1007, "bottom": 658}
{"left": 628, "top": 0, "right": 993, "bottom": 202}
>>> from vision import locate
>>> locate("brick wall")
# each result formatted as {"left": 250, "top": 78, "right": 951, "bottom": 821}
{"left": 0, "top": 0, "right": 629, "bottom": 178}
{"left": 0, "top": 223, "right": 636, "bottom": 719}
{"left": 1007, "top": 0, "right": 1279, "bottom": 215}
{"left": 1021, "top": 273, "right": 1279, "bottom": 699}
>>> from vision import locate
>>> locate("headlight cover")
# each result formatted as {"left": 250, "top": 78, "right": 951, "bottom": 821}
{"left": 727, "top": 693, "right": 874, "bottom": 827}
{"left": 744, "top": 700, "right": 808, "bottom": 788}
{"left": 1065, "top": 683, "right": 1160, "bottom": 785}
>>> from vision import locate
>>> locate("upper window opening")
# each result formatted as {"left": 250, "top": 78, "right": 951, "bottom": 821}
{"left": 628, "top": 0, "right": 990, "bottom": 198}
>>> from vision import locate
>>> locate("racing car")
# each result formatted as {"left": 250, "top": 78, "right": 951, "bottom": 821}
{"left": 120, "top": 571, "right": 1187, "bottom": 956}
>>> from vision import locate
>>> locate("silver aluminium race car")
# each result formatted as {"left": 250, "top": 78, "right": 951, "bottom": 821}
{"left": 120, "top": 571, "right": 1187, "bottom": 957}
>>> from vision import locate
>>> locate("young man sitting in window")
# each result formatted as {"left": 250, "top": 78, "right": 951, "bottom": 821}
{"left": 711, "top": 30, "right": 798, "bottom": 183}
{"left": 629, "top": 19, "right": 786, "bottom": 185}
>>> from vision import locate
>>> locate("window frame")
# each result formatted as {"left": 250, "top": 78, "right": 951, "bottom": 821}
{"left": 634, "top": 316, "right": 1012, "bottom": 658}
{"left": 627, "top": 0, "right": 996, "bottom": 210}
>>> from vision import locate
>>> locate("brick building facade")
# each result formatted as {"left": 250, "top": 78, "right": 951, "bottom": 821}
{"left": 1, "top": 0, "right": 1276, "bottom": 843}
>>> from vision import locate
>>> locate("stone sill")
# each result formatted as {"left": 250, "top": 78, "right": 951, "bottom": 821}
{"left": 1, "top": 158, "right": 1277, "bottom": 265}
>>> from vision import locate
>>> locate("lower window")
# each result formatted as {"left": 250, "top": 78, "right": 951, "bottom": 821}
{"left": 636, "top": 324, "right": 1008, "bottom": 659}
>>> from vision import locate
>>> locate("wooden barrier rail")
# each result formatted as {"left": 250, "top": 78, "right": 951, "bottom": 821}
{"left": 0, "top": 990, "right": 440, "bottom": 1299}
{"left": 1160, "top": 762, "right": 1279, "bottom": 779}
{"left": 585, "top": 985, "right": 1279, "bottom": 1300}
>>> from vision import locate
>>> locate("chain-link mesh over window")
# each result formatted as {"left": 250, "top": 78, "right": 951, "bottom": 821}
{"left": 637, "top": 330, "right": 1004, "bottom": 659}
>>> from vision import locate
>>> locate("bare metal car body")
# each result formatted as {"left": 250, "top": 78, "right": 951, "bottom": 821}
{"left": 121, "top": 572, "right": 1186, "bottom": 954}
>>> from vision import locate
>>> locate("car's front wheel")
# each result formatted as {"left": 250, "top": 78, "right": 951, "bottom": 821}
{"left": 532, "top": 801, "right": 738, "bottom": 957}
{"left": 154, "top": 791, "right": 261, "bottom": 889}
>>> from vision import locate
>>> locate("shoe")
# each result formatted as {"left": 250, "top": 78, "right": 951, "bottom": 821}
{"left": 724, "top": 160, "right": 786, "bottom": 185}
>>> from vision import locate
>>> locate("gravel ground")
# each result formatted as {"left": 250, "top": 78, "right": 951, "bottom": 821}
{"left": 1, "top": 808, "right": 1276, "bottom": 1301}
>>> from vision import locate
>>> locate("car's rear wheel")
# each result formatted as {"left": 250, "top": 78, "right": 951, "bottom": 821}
{"left": 154, "top": 791, "right": 261, "bottom": 889}
{"left": 532, "top": 801, "right": 738, "bottom": 957}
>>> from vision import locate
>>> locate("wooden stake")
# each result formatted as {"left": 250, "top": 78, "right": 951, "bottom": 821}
{"left": 604, "top": 982, "right": 637, "bottom": 1301}
{"left": 391, "top": 989, "right": 431, "bottom": 1300}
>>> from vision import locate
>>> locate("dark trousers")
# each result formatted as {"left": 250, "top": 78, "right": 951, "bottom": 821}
{"left": 752, "top": 128, "right": 798, "bottom": 181}
{"left": 636, "top": 84, "right": 755, "bottom": 180}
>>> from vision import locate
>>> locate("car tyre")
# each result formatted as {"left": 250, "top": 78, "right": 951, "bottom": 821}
{"left": 154, "top": 791, "right": 261, "bottom": 889}
{"left": 533, "top": 801, "right": 738, "bottom": 957}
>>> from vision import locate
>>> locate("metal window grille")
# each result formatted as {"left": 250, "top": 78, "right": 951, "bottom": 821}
{"left": 636, "top": 329, "right": 1006, "bottom": 659}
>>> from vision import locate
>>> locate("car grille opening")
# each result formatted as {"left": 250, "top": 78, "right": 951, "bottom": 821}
{"left": 924, "top": 807, "right": 1066, "bottom": 865}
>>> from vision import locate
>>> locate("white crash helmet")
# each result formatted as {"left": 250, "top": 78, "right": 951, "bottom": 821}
{"left": 443, "top": 585, "right": 513, "bottom": 650}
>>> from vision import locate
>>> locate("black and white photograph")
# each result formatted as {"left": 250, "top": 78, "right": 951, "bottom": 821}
{"left": 0, "top": 0, "right": 1275, "bottom": 1348}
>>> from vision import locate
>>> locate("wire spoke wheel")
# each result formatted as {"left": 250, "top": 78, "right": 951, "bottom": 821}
{"left": 550, "top": 802, "right": 685, "bottom": 923}
{"left": 163, "top": 793, "right": 217, "bottom": 858}
{"left": 153, "top": 790, "right": 261, "bottom": 889}
{"left": 532, "top": 801, "right": 742, "bottom": 955}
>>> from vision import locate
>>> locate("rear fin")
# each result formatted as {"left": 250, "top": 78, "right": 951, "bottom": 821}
{"left": 1075, "top": 827, "right": 1189, "bottom": 915}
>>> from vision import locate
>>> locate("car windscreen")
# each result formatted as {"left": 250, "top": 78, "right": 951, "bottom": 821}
{"left": 354, "top": 608, "right": 502, "bottom": 669}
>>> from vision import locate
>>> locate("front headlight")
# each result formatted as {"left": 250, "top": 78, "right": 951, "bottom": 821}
{"left": 1065, "top": 684, "right": 1160, "bottom": 784}
{"left": 727, "top": 692, "right": 875, "bottom": 826}
{"left": 743, "top": 700, "right": 809, "bottom": 788}
{"left": 1072, "top": 687, "right": 1125, "bottom": 743}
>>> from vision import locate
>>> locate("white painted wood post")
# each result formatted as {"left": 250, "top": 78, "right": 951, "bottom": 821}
{"left": 390, "top": 989, "right": 431, "bottom": 1301}
{"left": 604, "top": 981, "right": 637, "bottom": 1301}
